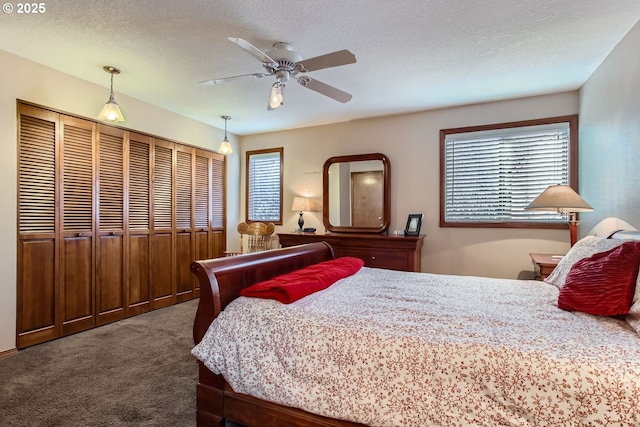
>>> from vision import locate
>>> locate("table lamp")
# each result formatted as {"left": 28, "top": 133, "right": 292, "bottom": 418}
{"left": 525, "top": 184, "right": 594, "bottom": 246}
{"left": 292, "top": 196, "right": 311, "bottom": 231}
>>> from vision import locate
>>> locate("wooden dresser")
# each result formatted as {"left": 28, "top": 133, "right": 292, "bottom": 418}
{"left": 277, "top": 232, "right": 425, "bottom": 272}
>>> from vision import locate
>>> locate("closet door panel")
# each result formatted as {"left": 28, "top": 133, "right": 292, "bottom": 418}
{"left": 61, "top": 236, "right": 93, "bottom": 335}
{"left": 97, "top": 235, "right": 125, "bottom": 324}
{"left": 17, "top": 105, "right": 58, "bottom": 348}
{"left": 150, "top": 233, "right": 173, "bottom": 308}
{"left": 211, "top": 231, "right": 225, "bottom": 259}
{"left": 128, "top": 133, "right": 151, "bottom": 315}
{"left": 18, "top": 239, "right": 56, "bottom": 347}
{"left": 194, "top": 150, "right": 210, "bottom": 232}
{"left": 192, "top": 149, "right": 211, "bottom": 296}
{"left": 151, "top": 139, "right": 175, "bottom": 307}
{"left": 175, "top": 232, "right": 193, "bottom": 302}
{"left": 96, "top": 126, "right": 125, "bottom": 324}
{"left": 211, "top": 155, "right": 226, "bottom": 258}
{"left": 175, "top": 145, "right": 194, "bottom": 302}
{"left": 60, "top": 115, "right": 95, "bottom": 336}
{"left": 128, "top": 234, "right": 150, "bottom": 315}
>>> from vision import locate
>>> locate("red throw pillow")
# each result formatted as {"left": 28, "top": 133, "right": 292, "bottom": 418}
{"left": 558, "top": 241, "right": 640, "bottom": 316}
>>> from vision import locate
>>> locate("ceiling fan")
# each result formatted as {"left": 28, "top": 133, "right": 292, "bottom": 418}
{"left": 200, "top": 37, "right": 357, "bottom": 110}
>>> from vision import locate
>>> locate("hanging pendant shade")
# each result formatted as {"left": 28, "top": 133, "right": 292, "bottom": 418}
{"left": 97, "top": 66, "right": 125, "bottom": 123}
{"left": 218, "top": 115, "right": 233, "bottom": 155}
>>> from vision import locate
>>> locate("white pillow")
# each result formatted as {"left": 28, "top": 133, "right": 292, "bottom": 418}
{"left": 625, "top": 269, "right": 640, "bottom": 335}
{"left": 544, "top": 235, "right": 628, "bottom": 289}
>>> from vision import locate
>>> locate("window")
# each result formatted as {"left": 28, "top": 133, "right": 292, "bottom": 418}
{"left": 246, "top": 147, "right": 283, "bottom": 224}
{"left": 440, "top": 115, "right": 578, "bottom": 228}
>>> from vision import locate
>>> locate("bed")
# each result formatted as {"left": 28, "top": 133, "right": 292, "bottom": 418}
{"left": 191, "top": 233, "right": 640, "bottom": 427}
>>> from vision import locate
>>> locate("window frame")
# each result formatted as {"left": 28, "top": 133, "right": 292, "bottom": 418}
{"left": 439, "top": 115, "right": 578, "bottom": 229}
{"left": 245, "top": 147, "right": 284, "bottom": 225}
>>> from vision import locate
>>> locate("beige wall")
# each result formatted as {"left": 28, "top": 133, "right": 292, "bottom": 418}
{"left": 0, "top": 50, "right": 240, "bottom": 352}
{"left": 579, "top": 20, "right": 640, "bottom": 233}
{"left": 240, "top": 91, "right": 579, "bottom": 280}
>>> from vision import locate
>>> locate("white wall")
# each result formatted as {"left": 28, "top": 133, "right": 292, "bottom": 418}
{"left": 579, "top": 20, "right": 640, "bottom": 232}
{"left": 240, "top": 92, "right": 579, "bottom": 280}
{"left": 0, "top": 50, "right": 240, "bottom": 353}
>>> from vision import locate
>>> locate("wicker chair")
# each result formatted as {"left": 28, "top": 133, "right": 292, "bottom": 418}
{"left": 225, "top": 222, "right": 276, "bottom": 256}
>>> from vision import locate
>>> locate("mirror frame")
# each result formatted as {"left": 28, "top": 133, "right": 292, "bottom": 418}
{"left": 322, "top": 153, "right": 391, "bottom": 234}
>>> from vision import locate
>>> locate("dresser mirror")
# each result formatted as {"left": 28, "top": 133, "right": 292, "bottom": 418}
{"left": 322, "top": 153, "right": 390, "bottom": 234}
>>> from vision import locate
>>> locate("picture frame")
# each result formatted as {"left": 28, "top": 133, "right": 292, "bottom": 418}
{"left": 404, "top": 214, "right": 423, "bottom": 236}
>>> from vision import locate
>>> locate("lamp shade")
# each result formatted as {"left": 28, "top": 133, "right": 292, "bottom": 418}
{"left": 218, "top": 138, "right": 233, "bottom": 155}
{"left": 292, "top": 196, "right": 311, "bottom": 212}
{"left": 525, "top": 185, "right": 594, "bottom": 213}
{"left": 97, "top": 97, "right": 125, "bottom": 122}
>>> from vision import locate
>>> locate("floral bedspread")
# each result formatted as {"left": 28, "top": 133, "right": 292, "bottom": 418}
{"left": 192, "top": 267, "right": 640, "bottom": 426}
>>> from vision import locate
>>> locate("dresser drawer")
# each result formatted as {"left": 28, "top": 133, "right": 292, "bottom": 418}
{"left": 277, "top": 232, "right": 424, "bottom": 272}
{"left": 339, "top": 248, "right": 408, "bottom": 271}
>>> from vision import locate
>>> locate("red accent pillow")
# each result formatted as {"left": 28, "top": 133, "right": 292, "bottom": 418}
{"left": 240, "top": 256, "right": 364, "bottom": 304}
{"left": 558, "top": 241, "right": 640, "bottom": 316}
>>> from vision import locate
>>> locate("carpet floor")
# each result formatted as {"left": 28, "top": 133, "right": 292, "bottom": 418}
{"left": 0, "top": 299, "right": 200, "bottom": 427}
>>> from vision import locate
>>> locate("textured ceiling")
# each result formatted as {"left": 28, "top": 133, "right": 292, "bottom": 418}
{"left": 1, "top": 0, "right": 639, "bottom": 135}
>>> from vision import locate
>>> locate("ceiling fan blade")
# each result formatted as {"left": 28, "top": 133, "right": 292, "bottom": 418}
{"left": 295, "top": 50, "right": 356, "bottom": 73}
{"left": 227, "top": 37, "right": 278, "bottom": 66}
{"left": 199, "top": 72, "right": 271, "bottom": 86}
{"left": 296, "top": 77, "right": 352, "bottom": 103}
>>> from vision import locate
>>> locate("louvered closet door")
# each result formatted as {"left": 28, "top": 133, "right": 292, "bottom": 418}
{"left": 193, "top": 149, "right": 211, "bottom": 296}
{"left": 17, "top": 105, "right": 59, "bottom": 348}
{"left": 127, "top": 133, "right": 151, "bottom": 316}
{"left": 60, "top": 115, "right": 96, "bottom": 335}
{"left": 151, "top": 139, "right": 175, "bottom": 308}
{"left": 211, "top": 153, "right": 226, "bottom": 258}
{"left": 175, "top": 145, "right": 194, "bottom": 303}
{"left": 96, "top": 125, "right": 125, "bottom": 325}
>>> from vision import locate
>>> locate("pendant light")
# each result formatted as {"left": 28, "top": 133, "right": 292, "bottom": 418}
{"left": 97, "top": 66, "right": 125, "bottom": 122}
{"left": 218, "top": 115, "right": 233, "bottom": 155}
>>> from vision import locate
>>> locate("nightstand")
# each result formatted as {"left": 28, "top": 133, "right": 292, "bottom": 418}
{"left": 529, "top": 253, "right": 563, "bottom": 280}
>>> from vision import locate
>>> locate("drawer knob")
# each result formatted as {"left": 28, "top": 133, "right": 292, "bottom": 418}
{"left": 371, "top": 256, "right": 376, "bottom": 260}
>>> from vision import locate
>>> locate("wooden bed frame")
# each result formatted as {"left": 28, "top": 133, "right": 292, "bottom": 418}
{"left": 191, "top": 242, "right": 366, "bottom": 427}
{"left": 191, "top": 230, "right": 640, "bottom": 427}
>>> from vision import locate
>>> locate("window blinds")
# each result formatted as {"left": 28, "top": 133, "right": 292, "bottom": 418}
{"left": 248, "top": 151, "right": 282, "bottom": 222}
{"left": 443, "top": 125, "right": 570, "bottom": 224}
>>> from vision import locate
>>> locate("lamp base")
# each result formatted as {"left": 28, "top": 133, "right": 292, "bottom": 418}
{"left": 298, "top": 212, "right": 304, "bottom": 231}
{"left": 568, "top": 212, "right": 580, "bottom": 246}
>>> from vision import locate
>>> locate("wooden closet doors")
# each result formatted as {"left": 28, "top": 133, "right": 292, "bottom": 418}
{"left": 95, "top": 125, "right": 126, "bottom": 325}
{"left": 17, "top": 102, "right": 226, "bottom": 348}
{"left": 17, "top": 105, "right": 59, "bottom": 348}
{"left": 150, "top": 139, "right": 175, "bottom": 309}
{"left": 60, "top": 115, "right": 96, "bottom": 335}
{"left": 127, "top": 133, "right": 152, "bottom": 316}
{"left": 175, "top": 144, "right": 194, "bottom": 303}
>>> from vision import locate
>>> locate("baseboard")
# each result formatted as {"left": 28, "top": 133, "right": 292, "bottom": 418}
{"left": 0, "top": 347, "right": 18, "bottom": 359}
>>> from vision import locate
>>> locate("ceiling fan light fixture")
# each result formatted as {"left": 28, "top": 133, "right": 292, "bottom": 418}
{"left": 203, "top": 38, "right": 356, "bottom": 110}
{"left": 218, "top": 115, "right": 233, "bottom": 155}
{"left": 97, "top": 66, "right": 125, "bottom": 123}
{"left": 268, "top": 83, "right": 285, "bottom": 110}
